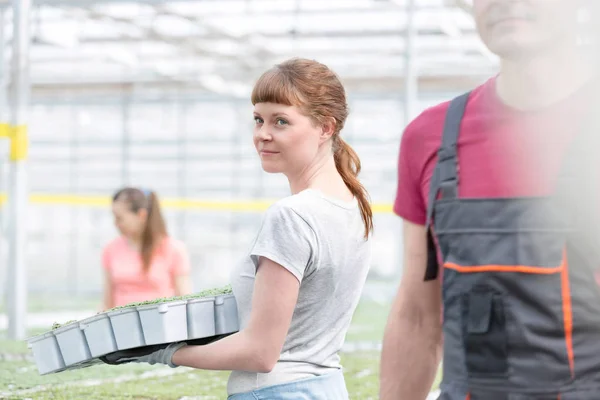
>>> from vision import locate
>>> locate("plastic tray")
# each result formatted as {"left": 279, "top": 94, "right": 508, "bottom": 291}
{"left": 187, "top": 297, "right": 216, "bottom": 339}
{"left": 107, "top": 307, "right": 145, "bottom": 350}
{"left": 27, "top": 331, "right": 66, "bottom": 375}
{"left": 54, "top": 322, "right": 92, "bottom": 366}
{"left": 137, "top": 300, "right": 188, "bottom": 345}
{"left": 28, "top": 293, "right": 240, "bottom": 376}
{"left": 80, "top": 313, "right": 118, "bottom": 358}
{"left": 215, "top": 294, "right": 239, "bottom": 335}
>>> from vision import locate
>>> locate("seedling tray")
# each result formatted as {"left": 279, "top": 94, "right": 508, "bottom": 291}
{"left": 27, "top": 331, "right": 66, "bottom": 375}
{"left": 187, "top": 297, "right": 216, "bottom": 339}
{"left": 214, "top": 294, "right": 239, "bottom": 335}
{"left": 27, "top": 285, "right": 239, "bottom": 375}
{"left": 80, "top": 313, "right": 118, "bottom": 358}
{"left": 137, "top": 300, "right": 188, "bottom": 345}
{"left": 54, "top": 321, "right": 92, "bottom": 366}
{"left": 107, "top": 307, "right": 145, "bottom": 350}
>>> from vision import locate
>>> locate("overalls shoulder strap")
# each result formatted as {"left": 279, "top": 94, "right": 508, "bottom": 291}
{"left": 423, "top": 91, "right": 471, "bottom": 281}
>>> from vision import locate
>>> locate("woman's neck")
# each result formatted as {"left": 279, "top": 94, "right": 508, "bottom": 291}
{"left": 288, "top": 155, "right": 353, "bottom": 202}
{"left": 126, "top": 236, "right": 142, "bottom": 250}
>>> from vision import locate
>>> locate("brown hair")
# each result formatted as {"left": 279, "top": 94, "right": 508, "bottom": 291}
{"left": 251, "top": 57, "right": 373, "bottom": 238}
{"left": 112, "top": 187, "right": 167, "bottom": 272}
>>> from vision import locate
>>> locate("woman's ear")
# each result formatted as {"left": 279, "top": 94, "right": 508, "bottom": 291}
{"left": 137, "top": 208, "right": 148, "bottom": 223}
{"left": 319, "top": 117, "right": 336, "bottom": 143}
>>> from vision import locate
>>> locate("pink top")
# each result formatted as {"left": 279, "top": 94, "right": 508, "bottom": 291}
{"left": 102, "top": 236, "right": 191, "bottom": 307}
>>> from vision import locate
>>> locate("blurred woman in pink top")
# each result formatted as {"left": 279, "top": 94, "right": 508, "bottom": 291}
{"left": 101, "top": 187, "right": 192, "bottom": 310}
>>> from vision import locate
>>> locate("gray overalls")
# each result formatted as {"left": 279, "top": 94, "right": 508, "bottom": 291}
{"left": 426, "top": 93, "right": 600, "bottom": 399}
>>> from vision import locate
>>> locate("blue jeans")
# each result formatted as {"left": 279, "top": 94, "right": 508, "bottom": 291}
{"left": 227, "top": 369, "right": 349, "bottom": 400}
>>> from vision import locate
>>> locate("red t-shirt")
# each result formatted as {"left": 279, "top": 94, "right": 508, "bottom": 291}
{"left": 394, "top": 76, "right": 594, "bottom": 225}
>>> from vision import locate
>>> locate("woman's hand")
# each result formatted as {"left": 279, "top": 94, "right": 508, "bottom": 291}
{"left": 101, "top": 342, "right": 187, "bottom": 368}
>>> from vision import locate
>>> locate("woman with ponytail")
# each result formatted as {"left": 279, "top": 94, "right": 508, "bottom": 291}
{"left": 105, "top": 58, "right": 372, "bottom": 400}
{"left": 101, "top": 187, "right": 192, "bottom": 310}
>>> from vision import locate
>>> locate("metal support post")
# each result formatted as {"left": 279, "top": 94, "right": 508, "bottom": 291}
{"left": 397, "top": 0, "right": 418, "bottom": 280}
{"left": 0, "top": 8, "right": 7, "bottom": 273}
{"left": 403, "top": 0, "right": 418, "bottom": 124}
{"left": 6, "top": 0, "right": 31, "bottom": 340}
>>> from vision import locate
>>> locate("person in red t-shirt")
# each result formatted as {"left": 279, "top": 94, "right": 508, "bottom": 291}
{"left": 380, "top": 1, "right": 599, "bottom": 399}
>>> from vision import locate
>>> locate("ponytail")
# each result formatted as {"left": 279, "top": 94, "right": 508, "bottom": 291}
{"left": 140, "top": 191, "right": 167, "bottom": 272}
{"left": 113, "top": 187, "right": 167, "bottom": 273}
{"left": 333, "top": 137, "right": 373, "bottom": 239}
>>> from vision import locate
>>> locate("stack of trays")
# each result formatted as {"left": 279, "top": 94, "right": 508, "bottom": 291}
{"left": 27, "top": 294, "right": 239, "bottom": 375}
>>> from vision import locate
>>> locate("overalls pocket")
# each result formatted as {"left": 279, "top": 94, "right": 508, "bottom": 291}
{"left": 461, "top": 287, "right": 508, "bottom": 377}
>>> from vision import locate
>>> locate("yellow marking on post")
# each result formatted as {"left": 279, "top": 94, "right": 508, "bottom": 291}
{"left": 0, "top": 123, "right": 29, "bottom": 161}
{"left": 0, "top": 123, "right": 10, "bottom": 138}
{"left": 0, "top": 193, "right": 395, "bottom": 213}
{"left": 9, "top": 125, "right": 28, "bottom": 161}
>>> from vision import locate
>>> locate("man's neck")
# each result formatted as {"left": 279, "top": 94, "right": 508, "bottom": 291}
{"left": 496, "top": 45, "right": 594, "bottom": 111}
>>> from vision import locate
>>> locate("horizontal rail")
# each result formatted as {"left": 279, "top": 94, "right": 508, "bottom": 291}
{"left": 0, "top": 193, "right": 395, "bottom": 213}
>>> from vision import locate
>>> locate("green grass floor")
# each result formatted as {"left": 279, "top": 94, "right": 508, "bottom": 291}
{"left": 0, "top": 352, "right": 383, "bottom": 400}
{"left": 0, "top": 300, "right": 440, "bottom": 399}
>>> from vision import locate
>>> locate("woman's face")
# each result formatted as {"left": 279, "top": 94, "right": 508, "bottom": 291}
{"left": 252, "top": 102, "right": 326, "bottom": 176}
{"left": 112, "top": 200, "right": 147, "bottom": 239}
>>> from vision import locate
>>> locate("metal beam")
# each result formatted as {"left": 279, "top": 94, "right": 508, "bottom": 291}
{"left": 30, "top": 43, "right": 492, "bottom": 64}
{"left": 29, "top": 62, "right": 494, "bottom": 82}
{"left": 0, "top": 0, "right": 450, "bottom": 8}
{"left": 6, "top": 0, "right": 31, "bottom": 340}
{"left": 74, "top": 6, "right": 262, "bottom": 75}
{"left": 32, "top": 3, "right": 464, "bottom": 24}
{"left": 403, "top": 0, "right": 418, "bottom": 123}
{"left": 0, "top": 0, "right": 213, "bottom": 6}
{"left": 23, "top": 67, "right": 495, "bottom": 92}
{"left": 77, "top": 28, "right": 478, "bottom": 43}
{"left": 152, "top": 4, "right": 269, "bottom": 70}
{"left": 0, "top": 8, "right": 6, "bottom": 281}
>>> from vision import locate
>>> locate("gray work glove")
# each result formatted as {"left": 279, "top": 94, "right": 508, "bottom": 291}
{"left": 100, "top": 342, "right": 187, "bottom": 368}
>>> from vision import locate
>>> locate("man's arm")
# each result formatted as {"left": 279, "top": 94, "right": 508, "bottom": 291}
{"left": 380, "top": 220, "right": 443, "bottom": 400}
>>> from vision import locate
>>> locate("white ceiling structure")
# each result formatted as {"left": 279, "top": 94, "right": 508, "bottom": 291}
{"left": 0, "top": 0, "right": 498, "bottom": 95}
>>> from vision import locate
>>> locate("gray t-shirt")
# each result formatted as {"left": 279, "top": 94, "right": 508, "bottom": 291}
{"left": 227, "top": 188, "right": 372, "bottom": 395}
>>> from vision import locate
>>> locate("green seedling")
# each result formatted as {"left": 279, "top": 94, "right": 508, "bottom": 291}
{"left": 47, "top": 285, "right": 233, "bottom": 331}
{"left": 105, "top": 284, "right": 233, "bottom": 312}
{"left": 51, "top": 320, "right": 77, "bottom": 330}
